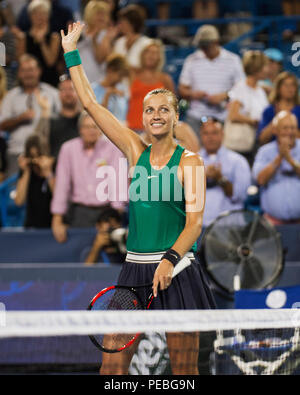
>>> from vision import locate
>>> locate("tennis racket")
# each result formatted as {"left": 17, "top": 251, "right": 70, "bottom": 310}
{"left": 87, "top": 256, "right": 191, "bottom": 353}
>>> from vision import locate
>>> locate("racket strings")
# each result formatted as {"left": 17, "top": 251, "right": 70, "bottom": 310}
{"left": 93, "top": 288, "right": 144, "bottom": 311}
{"left": 90, "top": 287, "right": 144, "bottom": 352}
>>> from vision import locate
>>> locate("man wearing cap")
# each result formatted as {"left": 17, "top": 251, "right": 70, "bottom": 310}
{"left": 178, "top": 24, "right": 245, "bottom": 136}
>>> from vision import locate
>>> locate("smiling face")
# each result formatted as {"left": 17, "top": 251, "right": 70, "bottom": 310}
{"left": 142, "top": 92, "right": 178, "bottom": 138}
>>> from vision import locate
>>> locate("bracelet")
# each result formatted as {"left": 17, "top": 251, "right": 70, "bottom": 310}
{"left": 161, "top": 248, "right": 181, "bottom": 267}
{"left": 64, "top": 49, "right": 81, "bottom": 69}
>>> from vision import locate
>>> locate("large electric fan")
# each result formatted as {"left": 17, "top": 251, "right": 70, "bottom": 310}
{"left": 199, "top": 210, "right": 284, "bottom": 296}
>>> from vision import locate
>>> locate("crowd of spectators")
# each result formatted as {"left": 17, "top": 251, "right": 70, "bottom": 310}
{"left": 0, "top": 0, "right": 300, "bottom": 264}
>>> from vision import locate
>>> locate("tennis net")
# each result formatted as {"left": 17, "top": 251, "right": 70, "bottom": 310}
{"left": 0, "top": 309, "right": 299, "bottom": 375}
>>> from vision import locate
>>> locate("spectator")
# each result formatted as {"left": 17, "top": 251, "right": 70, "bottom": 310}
{"left": 127, "top": 39, "right": 175, "bottom": 133}
{"left": 225, "top": 50, "right": 269, "bottom": 164}
{"left": 91, "top": 53, "right": 130, "bottom": 123}
{"left": 51, "top": 111, "right": 127, "bottom": 243}
{"left": 259, "top": 48, "right": 283, "bottom": 95}
{"left": 141, "top": 0, "right": 218, "bottom": 20}
{"left": 17, "top": 0, "right": 74, "bottom": 33}
{"left": 0, "top": 8, "right": 18, "bottom": 90}
{"left": 113, "top": 4, "right": 152, "bottom": 70}
{"left": 81, "top": 0, "right": 121, "bottom": 23}
{"left": 14, "top": 134, "right": 54, "bottom": 228}
{"left": 253, "top": 111, "right": 300, "bottom": 225}
{"left": 77, "top": 0, "right": 115, "bottom": 83}
{"left": 85, "top": 207, "right": 126, "bottom": 265}
{"left": 281, "top": 0, "right": 300, "bottom": 40}
{"left": 6, "top": 0, "right": 28, "bottom": 22}
{"left": 34, "top": 74, "right": 81, "bottom": 158}
{"left": 14, "top": 0, "right": 61, "bottom": 87}
{"left": 257, "top": 71, "right": 300, "bottom": 146}
{"left": 178, "top": 24, "right": 245, "bottom": 136}
{"left": 0, "top": 54, "right": 59, "bottom": 177}
{"left": 198, "top": 117, "right": 251, "bottom": 226}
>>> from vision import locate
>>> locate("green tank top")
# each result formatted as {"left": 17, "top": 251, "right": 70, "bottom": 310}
{"left": 126, "top": 144, "right": 197, "bottom": 253}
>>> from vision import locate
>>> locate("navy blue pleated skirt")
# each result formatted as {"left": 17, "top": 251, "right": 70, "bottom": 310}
{"left": 117, "top": 252, "right": 216, "bottom": 310}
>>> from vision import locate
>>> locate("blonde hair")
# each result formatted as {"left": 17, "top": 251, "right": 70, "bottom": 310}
{"left": 242, "top": 50, "right": 267, "bottom": 76}
{"left": 140, "top": 39, "right": 166, "bottom": 72}
{"left": 28, "top": 0, "right": 51, "bottom": 15}
{"left": 143, "top": 89, "right": 179, "bottom": 114}
{"left": 83, "top": 0, "right": 110, "bottom": 27}
{"left": 269, "top": 71, "right": 300, "bottom": 106}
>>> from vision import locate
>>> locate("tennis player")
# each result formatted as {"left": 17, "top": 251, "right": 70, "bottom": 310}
{"left": 61, "top": 22, "right": 216, "bottom": 375}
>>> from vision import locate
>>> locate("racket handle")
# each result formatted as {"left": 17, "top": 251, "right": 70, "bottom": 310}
{"left": 172, "top": 256, "right": 191, "bottom": 278}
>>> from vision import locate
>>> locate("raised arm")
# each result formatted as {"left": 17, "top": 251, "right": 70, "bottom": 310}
{"left": 61, "top": 22, "right": 146, "bottom": 165}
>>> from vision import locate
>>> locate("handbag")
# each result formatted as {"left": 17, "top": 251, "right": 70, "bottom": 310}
{"left": 223, "top": 121, "right": 256, "bottom": 153}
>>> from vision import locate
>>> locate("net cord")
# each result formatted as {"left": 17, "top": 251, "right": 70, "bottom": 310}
{"left": 0, "top": 309, "right": 299, "bottom": 338}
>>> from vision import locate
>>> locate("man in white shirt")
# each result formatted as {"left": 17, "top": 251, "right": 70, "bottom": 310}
{"left": 178, "top": 24, "right": 245, "bottom": 136}
{"left": 0, "top": 54, "right": 60, "bottom": 177}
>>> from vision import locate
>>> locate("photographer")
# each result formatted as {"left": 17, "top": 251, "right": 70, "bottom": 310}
{"left": 14, "top": 134, "right": 54, "bottom": 228}
{"left": 85, "top": 208, "right": 127, "bottom": 265}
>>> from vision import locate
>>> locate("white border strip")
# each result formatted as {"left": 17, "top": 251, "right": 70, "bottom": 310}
{"left": 126, "top": 252, "right": 194, "bottom": 262}
{"left": 0, "top": 309, "right": 299, "bottom": 338}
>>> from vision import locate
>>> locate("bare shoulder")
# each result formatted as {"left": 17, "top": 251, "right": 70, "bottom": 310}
{"left": 181, "top": 149, "right": 204, "bottom": 167}
{"left": 177, "top": 149, "right": 205, "bottom": 186}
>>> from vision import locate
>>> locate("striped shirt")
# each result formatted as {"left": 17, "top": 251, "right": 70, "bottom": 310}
{"left": 179, "top": 48, "right": 245, "bottom": 121}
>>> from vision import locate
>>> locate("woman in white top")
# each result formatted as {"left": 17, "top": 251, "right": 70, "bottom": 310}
{"left": 226, "top": 50, "right": 269, "bottom": 163}
{"left": 113, "top": 4, "right": 152, "bottom": 71}
{"left": 77, "top": 1, "right": 115, "bottom": 83}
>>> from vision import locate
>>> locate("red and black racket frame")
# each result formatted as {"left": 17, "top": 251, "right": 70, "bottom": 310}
{"left": 87, "top": 285, "right": 154, "bottom": 353}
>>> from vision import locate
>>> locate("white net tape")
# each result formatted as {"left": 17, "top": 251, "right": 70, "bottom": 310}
{"left": 0, "top": 309, "right": 299, "bottom": 338}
